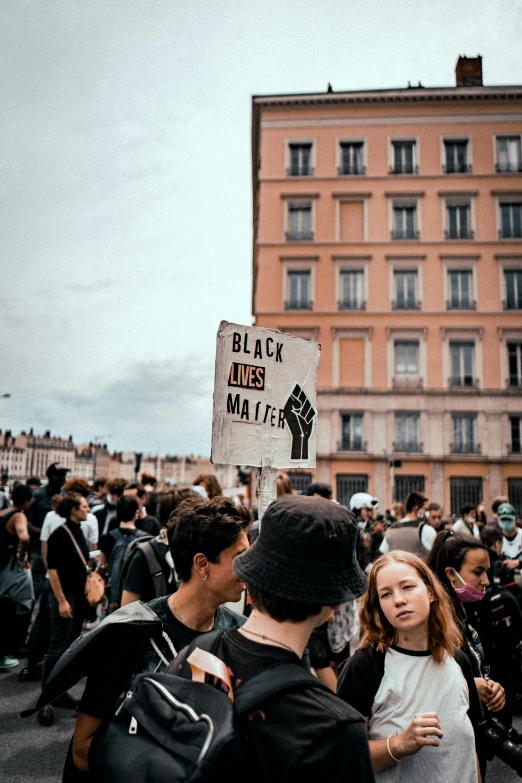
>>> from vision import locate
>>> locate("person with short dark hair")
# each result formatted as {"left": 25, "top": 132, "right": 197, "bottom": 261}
{"left": 426, "top": 502, "right": 444, "bottom": 531}
{"left": 380, "top": 491, "right": 432, "bottom": 558}
{"left": 305, "top": 481, "right": 333, "bottom": 500}
{"left": 26, "top": 476, "right": 42, "bottom": 490}
{"left": 453, "top": 503, "right": 481, "bottom": 539}
{"left": 92, "top": 477, "right": 127, "bottom": 538}
{"left": 88, "top": 477, "right": 108, "bottom": 509}
{"left": 170, "top": 494, "right": 373, "bottom": 782}
{"left": 123, "top": 482, "right": 160, "bottom": 536}
{"left": 69, "top": 496, "right": 250, "bottom": 775}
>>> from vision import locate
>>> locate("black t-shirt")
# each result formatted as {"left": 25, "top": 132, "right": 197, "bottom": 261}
{"left": 108, "top": 513, "right": 160, "bottom": 536}
{"left": 171, "top": 629, "right": 374, "bottom": 783}
{"left": 79, "top": 596, "right": 245, "bottom": 720}
{"left": 47, "top": 520, "right": 89, "bottom": 595}
{"left": 99, "top": 527, "right": 147, "bottom": 561}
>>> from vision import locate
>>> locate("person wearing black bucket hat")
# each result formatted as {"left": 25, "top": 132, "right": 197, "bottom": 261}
{"left": 172, "top": 494, "right": 373, "bottom": 783}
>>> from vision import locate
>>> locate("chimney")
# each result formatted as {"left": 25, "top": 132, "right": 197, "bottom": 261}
{"left": 455, "top": 55, "right": 483, "bottom": 87}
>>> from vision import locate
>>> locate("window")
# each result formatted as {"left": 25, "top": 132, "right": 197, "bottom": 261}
{"left": 286, "top": 270, "right": 312, "bottom": 310}
{"left": 394, "top": 341, "right": 419, "bottom": 374}
{"left": 451, "top": 414, "right": 478, "bottom": 453}
{"left": 394, "top": 413, "right": 421, "bottom": 452}
{"left": 443, "top": 140, "right": 471, "bottom": 173}
{"left": 287, "top": 143, "right": 313, "bottom": 176}
{"left": 508, "top": 343, "right": 522, "bottom": 386}
{"left": 339, "top": 269, "right": 365, "bottom": 310}
{"left": 508, "top": 478, "right": 522, "bottom": 517}
{"left": 499, "top": 203, "right": 522, "bottom": 239}
{"left": 449, "top": 342, "right": 475, "bottom": 387}
{"left": 393, "top": 270, "right": 420, "bottom": 309}
{"left": 286, "top": 472, "right": 312, "bottom": 493}
{"left": 395, "top": 475, "right": 425, "bottom": 503}
{"left": 390, "top": 141, "right": 417, "bottom": 174}
{"left": 338, "top": 142, "right": 365, "bottom": 175}
{"left": 447, "top": 270, "right": 474, "bottom": 310}
{"left": 503, "top": 269, "right": 522, "bottom": 309}
{"left": 446, "top": 204, "right": 473, "bottom": 239}
{"left": 392, "top": 205, "right": 418, "bottom": 240}
{"left": 336, "top": 474, "right": 368, "bottom": 507}
{"left": 340, "top": 414, "right": 364, "bottom": 451}
{"left": 496, "top": 137, "right": 522, "bottom": 173}
{"left": 510, "top": 416, "right": 521, "bottom": 454}
{"left": 450, "top": 477, "right": 483, "bottom": 515}
{"left": 286, "top": 203, "right": 313, "bottom": 241}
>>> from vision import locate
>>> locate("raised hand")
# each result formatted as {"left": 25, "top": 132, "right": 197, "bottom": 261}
{"left": 283, "top": 384, "right": 316, "bottom": 460}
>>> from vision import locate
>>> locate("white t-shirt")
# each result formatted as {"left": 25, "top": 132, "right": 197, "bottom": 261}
{"left": 379, "top": 518, "right": 435, "bottom": 554}
{"left": 501, "top": 528, "right": 522, "bottom": 559}
{"left": 41, "top": 510, "right": 98, "bottom": 546}
{"left": 452, "top": 519, "right": 481, "bottom": 539}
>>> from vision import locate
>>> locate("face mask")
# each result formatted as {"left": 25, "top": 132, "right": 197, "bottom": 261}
{"left": 465, "top": 516, "right": 476, "bottom": 525}
{"left": 499, "top": 519, "right": 516, "bottom": 533}
{"left": 452, "top": 570, "right": 485, "bottom": 603}
{"left": 106, "top": 495, "right": 112, "bottom": 505}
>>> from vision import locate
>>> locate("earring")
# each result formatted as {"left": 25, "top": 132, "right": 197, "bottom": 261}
{"left": 203, "top": 574, "right": 208, "bottom": 581}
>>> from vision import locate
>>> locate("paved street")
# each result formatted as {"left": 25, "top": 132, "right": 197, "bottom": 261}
{"left": 1, "top": 661, "right": 520, "bottom": 782}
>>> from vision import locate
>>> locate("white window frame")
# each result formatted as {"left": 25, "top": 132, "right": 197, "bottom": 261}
{"left": 340, "top": 412, "right": 365, "bottom": 451}
{"left": 388, "top": 136, "right": 420, "bottom": 174}
{"left": 333, "top": 193, "right": 371, "bottom": 242}
{"left": 283, "top": 198, "right": 316, "bottom": 241}
{"left": 388, "top": 257, "right": 424, "bottom": 310}
{"left": 333, "top": 256, "right": 370, "bottom": 311}
{"left": 494, "top": 134, "right": 522, "bottom": 173}
{"left": 285, "top": 138, "right": 316, "bottom": 177}
{"left": 386, "top": 327, "right": 427, "bottom": 389}
{"left": 388, "top": 196, "right": 422, "bottom": 240}
{"left": 394, "top": 412, "right": 421, "bottom": 451}
{"left": 332, "top": 327, "right": 372, "bottom": 388}
{"left": 441, "top": 328, "right": 483, "bottom": 390}
{"left": 497, "top": 257, "right": 522, "bottom": 309}
{"left": 336, "top": 137, "right": 367, "bottom": 176}
{"left": 498, "top": 327, "right": 522, "bottom": 388}
{"left": 440, "top": 134, "right": 473, "bottom": 174}
{"left": 281, "top": 257, "right": 317, "bottom": 311}
{"left": 442, "top": 195, "right": 476, "bottom": 240}
{"left": 441, "top": 257, "right": 478, "bottom": 310}
{"left": 494, "top": 193, "right": 522, "bottom": 240}
{"left": 451, "top": 413, "right": 478, "bottom": 452}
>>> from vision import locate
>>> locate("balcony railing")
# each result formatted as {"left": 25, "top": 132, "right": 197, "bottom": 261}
{"left": 444, "top": 229, "right": 475, "bottom": 240}
{"left": 496, "top": 162, "right": 522, "bottom": 173}
{"left": 389, "top": 164, "right": 419, "bottom": 175}
{"left": 390, "top": 230, "right": 420, "bottom": 240}
{"left": 284, "top": 300, "right": 313, "bottom": 311}
{"left": 337, "top": 299, "right": 367, "bottom": 311}
{"left": 392, "top": 441, "right": 423, "bottom": 453}
{"left": 392, "top": 376, "right": 423, "bottom": 390}
{"left": 442, "top": 163, "right": 473, "bottom": 174}
{"left": 448, "top": 376, "right": 479, "bottom": 389}
{"left": 507, "top": 442, "right": 522, "bottom": 455}
{"left": 391, "top": 299, "right": 422, "bottom": 310}
{"left": 502, "top": 299, "right": 522, "bottom": 310}
{"left": 285, "top": 231, "right": 314, "bottom": 242}
{"left": 450, "top": 442, "right": 481, "bottom": 454}
{"left": 286, "top": 166, "right": 314, "bottom": 177}
{"left": 498, "top": 229, "right": 522, "bottom": 240}
{"left": 337, "top": 164, "right": 367, "bottom": 176}
{"left": 337, "top": 440, "right": 367, "bottom": 452}
{"left": 446, "top": 299, "right": 477, "bottom": 310}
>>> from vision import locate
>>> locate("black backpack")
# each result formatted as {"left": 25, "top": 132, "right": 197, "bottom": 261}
{"left": 475, "top": 584, "right": 522, "bottom": 654}
{"left": 88, "top": 629, "right": 329, "bottom": 783}
{"left": 119, "top": 535, "right": 176, "bottom": 600}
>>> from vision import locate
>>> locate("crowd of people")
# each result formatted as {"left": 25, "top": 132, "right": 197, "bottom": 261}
{"left": 1, "top": 464, "right": 522, "bottom": 782}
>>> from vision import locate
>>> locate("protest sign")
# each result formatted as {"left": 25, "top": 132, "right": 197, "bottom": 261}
{"left": 211, "top": 321, "right": 321, "bottom": 469}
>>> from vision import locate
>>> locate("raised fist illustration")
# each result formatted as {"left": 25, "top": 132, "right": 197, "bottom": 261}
{"left": 283, "top": 384, "right": 316, "bottom": 460}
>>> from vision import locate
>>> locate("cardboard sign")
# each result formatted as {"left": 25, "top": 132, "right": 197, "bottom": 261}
{"left": 211, "top": 321, "right": 321, "bottom": 468}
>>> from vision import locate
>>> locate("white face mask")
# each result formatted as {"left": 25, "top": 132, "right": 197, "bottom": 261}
{"left": 465, "top": 515, "right": 476, "bottom": 525}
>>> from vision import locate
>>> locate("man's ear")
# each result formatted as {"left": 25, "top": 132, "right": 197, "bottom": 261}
{"left": 193, "top": 552, "right": 209, "bottom": 576}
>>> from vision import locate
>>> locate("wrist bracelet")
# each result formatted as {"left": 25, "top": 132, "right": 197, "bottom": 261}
{"left": 386, "top": 735, "right": 401, "bottom": 763}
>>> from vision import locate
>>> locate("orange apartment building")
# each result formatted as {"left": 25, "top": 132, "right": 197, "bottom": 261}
{"left": 251, "top": 57, "right": 522, "bottom": 515}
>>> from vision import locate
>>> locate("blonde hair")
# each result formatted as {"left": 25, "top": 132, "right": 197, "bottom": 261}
{"left": 360, "top": 551, "right": 462, "bottom": 663}
{"left": 276, "top": 472, "right": 293, "bottom": 497}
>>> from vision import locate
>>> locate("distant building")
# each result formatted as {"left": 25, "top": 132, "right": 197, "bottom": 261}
{"left": 251, "top": 56, "right": 522, "bottom": 515}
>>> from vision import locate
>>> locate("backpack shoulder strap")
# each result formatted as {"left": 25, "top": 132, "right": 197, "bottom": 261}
{"left": 140, "top": 540, "right": 168, "bottom": 597}
{"left": 234, "top": 662, "right": 330, "bottom": 716}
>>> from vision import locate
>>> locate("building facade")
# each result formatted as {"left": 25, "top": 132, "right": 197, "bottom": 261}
{"left": 252, "top": 58, "right": 522, "bottom": 514}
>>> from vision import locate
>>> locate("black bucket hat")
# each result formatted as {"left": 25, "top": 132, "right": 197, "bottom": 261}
{"left": 233, "top": 494, "right": 366, "bottom": 604}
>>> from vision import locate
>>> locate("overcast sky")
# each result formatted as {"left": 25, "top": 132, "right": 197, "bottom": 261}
{"left": 1, "top": 0, "right": 520, "bottom": 456}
